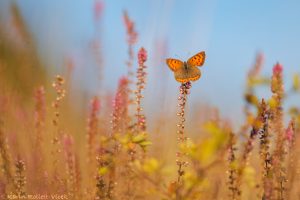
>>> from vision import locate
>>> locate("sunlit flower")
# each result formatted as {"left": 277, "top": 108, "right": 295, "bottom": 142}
{"left": 138, "top": 47, "right": 147, "bottom": 66}
{"left": 272, "top": 62, "right": 283, "bottom": 75}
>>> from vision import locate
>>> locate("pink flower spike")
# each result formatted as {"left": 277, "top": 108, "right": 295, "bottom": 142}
{"left": 63, "top": 134, "right": 74, "bottom": 154}
{"left": 138, "top": 47, "right": 147, "bottom": 65}
{"left": 123, "top": 11, "right": 138, "bottom": 45}
{"left": 119, "top": 76, "right": 129, "bottom": 86}
{"left": 91, "top": 96, "right": 100, "bottom": 113}
{"left": 285, "top": 121, "right": 294, "bottom": 144}
{"left": 94, "top": 0, "right": 104, "bottom": 21}
{"left": 273, "top": 62, "right": 283, "bottom": 75}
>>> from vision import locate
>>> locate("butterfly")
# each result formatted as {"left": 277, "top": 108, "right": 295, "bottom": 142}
{"left": 166, "top": 51, "right": 206, "bottom": 83}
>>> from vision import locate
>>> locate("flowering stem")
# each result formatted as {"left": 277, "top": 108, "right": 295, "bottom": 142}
{"left": 123, "top": 11, "right": 138, "bottom": 124}
{"left": 258, "top": 99, "right": 273, "bottom": 199}
{"left": 135, "top": 47, "right": 147, "bottom": 133}
{"left": 87, "top": 96, "right": 100, "bottom": 165}
{"left": 270, "top": 63, "right": 285, "bottom": 200}
{"left": 228, "top": 132, "right": 239, "bottom": 199}
{"left": 51, "top": 75, "right": 66, "bottom": 193}
{"left": 236, "top": 116, "right": 261, "bottom": 199}
{"left": 176, "top": 82, "right": 191, "bottom": 193}
{"left": 14, "top": 158, "right": 26, "bottom": 196}
{"left": 0, "top": 120, "right": 13, "bottom": 190}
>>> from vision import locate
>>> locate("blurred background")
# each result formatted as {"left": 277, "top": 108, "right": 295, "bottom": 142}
{"left": 1, "top": 0, "right": 300, "bottom": 127}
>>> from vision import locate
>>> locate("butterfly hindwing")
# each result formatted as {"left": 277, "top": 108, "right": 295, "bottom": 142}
{"left": 166, "top": 58, "right": 184, "bottom": 72}
{"left": 188, "top": 67, "right": 201, "bottom": 81}
{"left": 174, "top": 66, "right": 201, "bottom": 83}
{"left": 174, "top": 68, "right": 188, "bottom": 83}
{"left": 187, "top": 51, "right": 205, "bottom": 67}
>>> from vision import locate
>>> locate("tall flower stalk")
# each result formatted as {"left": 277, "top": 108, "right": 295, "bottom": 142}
{"left": 270, "top": 63, "right": 285, "bottom": 200}
{"left": 33, "top": 86, "right": 46, "bottom": 190}
{"left": 87, "top": 96, "right": 100, "bottom": 165}
{"left": 0, "top": 120, "right": 13, "bottom": 192}
{"left": 123, "top": 11, "right": 138, "bottom": 114}
{"left": 285, "top": 119, "right": 296, "bottom": 200}
{"left": 51, "top": 75, "right": 66, "bottom": 193}
{"left": 134, "top": 47, "right": 147, "bottom": 133}
{"left": 175, "top": 81, "right": 192, "bottom": 198}
{"left": 62, "top": 134, "right": 78, "bottom": 199}
{"left": 235, "top": 102, "right": 263, "bottom": 199}
{"left": 14, "top": 158, "right": 26, "bottom": 197}
{"left": 106, "top": 77, "right": 130, "bottom": 200}
{"left": 258, "top": 99, "right": 273, "bottom": 199}
{"left": 111, "top": 77, "right": 129, "bottom": 135}
{"left": 86, "top": 96, "right": 100, "bottom": 199}
{"left": 227, "top": 132, "right": 239, "bottom": 199}
{"left": 123, "top": 11, "right": 138, "bottom": 81}
{"left": 244, "top": 53, "right": 265, "bottom": 113}
{"left": 95, "top": 152, "right": 107, "bottom": 200}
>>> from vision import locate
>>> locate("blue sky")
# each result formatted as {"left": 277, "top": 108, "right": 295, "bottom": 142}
{"left": 1, "top": 0, "right": 300, "bottom": 123}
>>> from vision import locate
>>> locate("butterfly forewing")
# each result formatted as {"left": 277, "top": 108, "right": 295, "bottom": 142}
{"left": 187, "top": 51, "right": 205, "bottom": 67}
{"left": 166, "top": 58, "right": 184, "bottom": 72}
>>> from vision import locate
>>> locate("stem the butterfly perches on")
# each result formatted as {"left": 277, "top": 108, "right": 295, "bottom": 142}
{"left": 175, "top": 81, "right": 192, "bottom": 198}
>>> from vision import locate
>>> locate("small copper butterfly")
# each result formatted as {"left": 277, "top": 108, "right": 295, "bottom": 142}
{"left": 166, "top": 51, "right": 206, "bottom": 83}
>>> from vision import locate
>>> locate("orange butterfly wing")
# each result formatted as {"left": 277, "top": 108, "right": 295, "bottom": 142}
{"left": 166, "top": 58, "right": 184, "bottom": 72}
{"left": 187, "top": 51, "right": 206, "bottom": 67}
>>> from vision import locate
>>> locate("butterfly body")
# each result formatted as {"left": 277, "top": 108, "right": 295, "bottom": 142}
{"left": 183, "top": 62, "right": 188, "bottom": 70}
{"left": 166, "top": 51, "right": 206, "bottom": 83}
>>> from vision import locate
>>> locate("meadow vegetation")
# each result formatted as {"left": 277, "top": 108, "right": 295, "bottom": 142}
{"left": 0, "top": 3, "right": 300, "bottom": 200}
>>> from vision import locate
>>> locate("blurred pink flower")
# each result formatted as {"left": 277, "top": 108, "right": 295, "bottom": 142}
{"left": 91, "top": 96, "right": 100, "bottom": 114}
{"left": 112, "top": 76, "right": 129, "bottom": 133}
{"left": 94, "top": 0, "right": 104, "bottom": 21}
{"left": 123, "top": 11, "right": 138, "bottom": 45}
{"left": 63, "top": 134, "right": 74, "bottom": 155}
{"left": 135, "top": 47, "right": 148, "bottom": 132}
{"left": 271, "top": 62, "right": 284, "bottom": 94}
{"left": 138, "top": 47, "right": 147, "bottom": 66}
{"left": 285, "top": 121, "right": 294, "bottom": 144}
{"left": 119, "top": 76, "right": 129, "bottom": 86}
{"left": 248, "top": 52, "right": 264, "bottom": 77}
{"left": 63, "top": 134, "right": 73, "bottom": 150}
{"left": 272, "top": 62, "right": 283, "bottom": 75}
{"left": 113, "top": 77, "right": 129, "bottom": 109}
{"left": 86, "top": 96, "right": 100, "bottom": 163}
